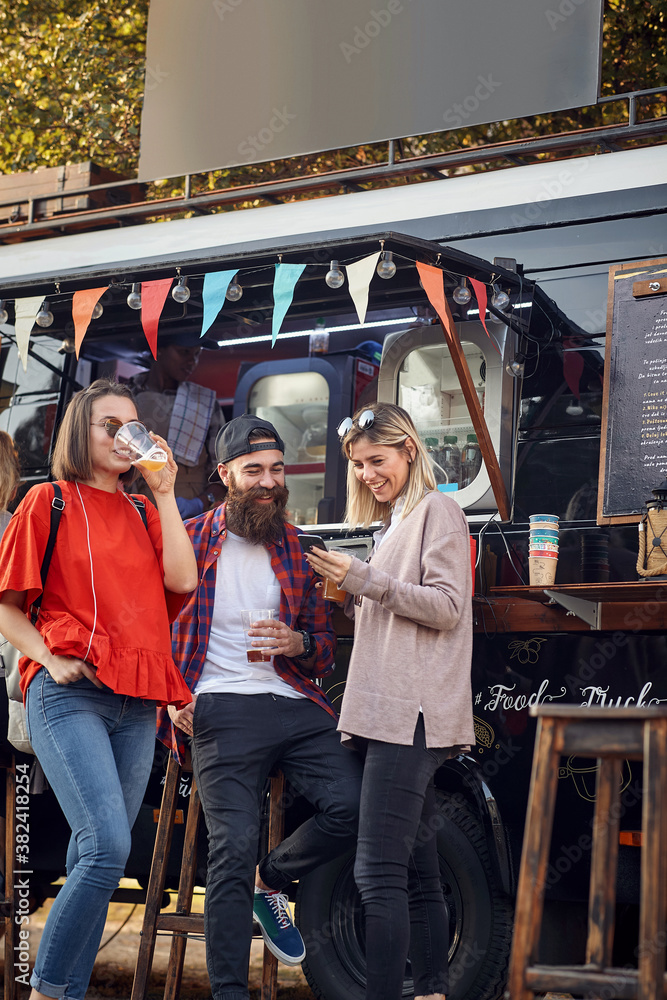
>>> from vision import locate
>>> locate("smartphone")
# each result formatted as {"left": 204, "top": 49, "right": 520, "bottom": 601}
{"left": 297, "top": 534, "right": 328, "bottom": 553}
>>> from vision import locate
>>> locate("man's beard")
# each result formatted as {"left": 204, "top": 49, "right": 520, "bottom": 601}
{"left": 224, "top": 476, "right": 289, "bottom": 545}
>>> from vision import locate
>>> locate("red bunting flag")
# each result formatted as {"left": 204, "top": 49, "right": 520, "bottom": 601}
{"left": 469, "top": 278, "right": 499, "bottom": 353}
{"left": 415, "top": 262, "right": 458, "bottom": 348}
{"left": 73, "top": 288, "right": 107, "bottom": 358}
{"left": 141, "top": 278, "right": 173, "bottom": 357}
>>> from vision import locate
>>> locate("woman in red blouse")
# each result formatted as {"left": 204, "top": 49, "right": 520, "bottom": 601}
{"left": 0, "top": 378, "right": 197, "bottom": 1000}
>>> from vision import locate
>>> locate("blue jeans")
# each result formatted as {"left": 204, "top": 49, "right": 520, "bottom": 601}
{"left": 354, "top": 715, "right": 450, "bottom": 1000}
{"left": 191, "top": 692, "right": 362, "bottom": 1000}
{"left": 26, "top": 669, "right": 156, "bottom": 1000}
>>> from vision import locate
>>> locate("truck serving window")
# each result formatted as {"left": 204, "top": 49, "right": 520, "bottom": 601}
{"left": 248, "top": 370, "right": 330, "bottom": 525}
{"left": 398, "top": 339, "right": 485, "bottom": 492}
{"left": 0, "top": 337, "right": 67, "bottom": 486}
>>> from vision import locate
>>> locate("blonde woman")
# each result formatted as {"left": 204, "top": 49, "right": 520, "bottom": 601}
{"left": 305, "top": 402, "right": 474, "bottom": 1000}
{"left": 0, "top": 429, "right": 20, "bottom": 538}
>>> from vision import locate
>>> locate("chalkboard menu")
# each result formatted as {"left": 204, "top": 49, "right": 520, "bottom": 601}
{"left": 598, "top": 257, "right": 667, "bottom": 524}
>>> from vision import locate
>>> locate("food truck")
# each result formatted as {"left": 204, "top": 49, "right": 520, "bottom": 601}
{"left": 2, "top": 139, "right": 667, "bottom": 1000}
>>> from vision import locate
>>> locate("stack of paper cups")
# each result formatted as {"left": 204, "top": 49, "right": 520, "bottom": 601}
{"left": 529, "top": 514, "right": 559, "bottom": 585}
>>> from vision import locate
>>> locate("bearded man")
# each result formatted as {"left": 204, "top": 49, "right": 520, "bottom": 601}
{"left": 157, "top": 414, "right": 361, "bottom": 1000}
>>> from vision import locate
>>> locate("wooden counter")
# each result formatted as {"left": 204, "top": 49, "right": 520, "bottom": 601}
{"left": 475, "top": 581, "right": 667, "bottom": 633}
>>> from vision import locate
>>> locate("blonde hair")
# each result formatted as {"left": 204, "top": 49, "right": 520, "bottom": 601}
{"left": 0, "top": 430, "right": 21, "bottom": 511}
{"left": 51, "top": 378, "right": 136, "bottom": 483}
{"left": 341, "top": 402, "right": 436, "bottom": 528}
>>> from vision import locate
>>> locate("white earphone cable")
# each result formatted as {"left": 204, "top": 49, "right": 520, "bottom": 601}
{"left": 75, "top": 483, "right": 98, "bottom": 662}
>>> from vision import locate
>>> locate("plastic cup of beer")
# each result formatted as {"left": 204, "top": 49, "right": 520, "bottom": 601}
{"left": 114, "top": 420, "right": 168, "bottom": 471}
{"left": 322, "top": 547, "right": 347, "bottom": 602}
{"left": 241, "top": 609, "right": 277, "bottom": 663}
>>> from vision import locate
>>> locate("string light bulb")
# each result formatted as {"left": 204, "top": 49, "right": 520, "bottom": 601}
{"left": 376, "top": 251, "right": 397, "bottom": 279}
{"left": 453, "top": 277, "right": 472, "bottom": 305}
{"left": 491, "top": 285, "right": 510, "bottom": 311}
{"left": 505, "top": 357, "right": 525, "bottom": 378}
{"left": 91, "top": 301, "right": 104, "bottom": 319}
{"left": 225, "top": 276, "right": 243, "bottom": 302}
{"left": 172, "top": 275, "right": 191, "bottom": 303}
{"left": 0, "top": 300, "right": 8, "bottom": 325}
{"left": 325, "top": 261, "right": 345, "bottom": 289}
{"left": 127, "top": 283, "right": 142, "bottom": 310}
{"left": 36, "top": 300, "right": 54, "bottom": 327}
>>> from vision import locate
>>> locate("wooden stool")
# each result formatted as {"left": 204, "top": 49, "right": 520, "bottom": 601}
{"left": 131, "top": 754, "right": 286, "bottom": 1000}
{"left": 509, "top": 705, "right": 667, "bottom": 1000}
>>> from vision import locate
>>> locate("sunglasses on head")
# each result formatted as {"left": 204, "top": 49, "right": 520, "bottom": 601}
{"left": 91, "top": 418, "right": 124, "bottom": 438}
{"left": 337, "top": 409, "right": 375, "bottom": 439}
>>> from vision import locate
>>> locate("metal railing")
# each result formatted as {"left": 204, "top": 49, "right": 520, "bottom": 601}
{"left": 1, "top": 87, "right": 665, "bottom": 243}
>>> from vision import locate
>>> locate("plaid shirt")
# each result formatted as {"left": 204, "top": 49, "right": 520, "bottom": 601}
{"left": 156, "top": 503, "right": 337, "bottom": 760}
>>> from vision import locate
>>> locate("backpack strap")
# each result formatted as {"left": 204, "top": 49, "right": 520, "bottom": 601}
{"left": 127, "top": 495, "right": 149, "bottom": 532}
{"left": 31, "top": 483, "right": 65, "bottom": 626}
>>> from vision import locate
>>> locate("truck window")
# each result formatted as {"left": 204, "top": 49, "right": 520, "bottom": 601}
{"left": 0, "top": 338, "right": 66, "bottom": 484}
{"left": 397, "top": 340, "right": 485, "bottom": 492}
{"left": 248, "top": 369, "right": 329, "bottom": 525}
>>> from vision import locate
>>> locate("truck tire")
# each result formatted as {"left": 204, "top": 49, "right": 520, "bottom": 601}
{"left": 295, "top": 792, "right": 513, "bottom": 1000}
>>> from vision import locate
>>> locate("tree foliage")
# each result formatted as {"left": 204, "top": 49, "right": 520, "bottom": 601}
{"left": 0, "top": 0, "right": 148, "bottom": 176}
{"left": 0, "top": 0, "right": 664, "bottom": 191}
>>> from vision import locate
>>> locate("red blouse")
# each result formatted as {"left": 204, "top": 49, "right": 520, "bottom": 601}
{"left": 0, "top": 481, "right": 192, "bottom": 707}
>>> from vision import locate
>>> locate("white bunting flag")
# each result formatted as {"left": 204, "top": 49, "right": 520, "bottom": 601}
{"left": 346, "top": 252, "right": 380, "bottom": 326}
{"left": 14, "top": 296, "right": 44, "bottom": 371}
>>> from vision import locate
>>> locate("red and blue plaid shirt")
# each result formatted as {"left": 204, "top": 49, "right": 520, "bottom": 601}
{"left": 156, "top": 503, "right": 337, "bottom": 760}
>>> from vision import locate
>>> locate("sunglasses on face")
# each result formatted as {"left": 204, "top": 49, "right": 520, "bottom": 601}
{"left": 90, "top": 418, "right": 124, "bottom": 438}
{"left": 337, "top": 409, "right": 375, "bottom": 439}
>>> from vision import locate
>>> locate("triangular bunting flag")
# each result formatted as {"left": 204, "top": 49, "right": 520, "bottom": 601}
{"left": 415, "top": 262, "right": 458, "bottom": 348}
{"left": 201, "top": 270, "right": 238, "bottom": 338}
{"left": 14, "top": 296, "right": 43, "bottom": 372}
{"left": 272, "top": 264, "right": 305, "bottom": 347}
{"left": 141, "top": 278, "right": 173, "bottom": 358}
{"left": 73, "top": 288, "right": 107, "bottom": 358}
{"left": 346, "top": 252, "right": 380, "bottom": 325}
{"left": 469, "top": 278, "right": 497, "bottom": 348}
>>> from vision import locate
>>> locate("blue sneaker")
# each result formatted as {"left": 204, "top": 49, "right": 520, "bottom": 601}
{"left": 253, "top": 889, "right": 306, "bottom": 966}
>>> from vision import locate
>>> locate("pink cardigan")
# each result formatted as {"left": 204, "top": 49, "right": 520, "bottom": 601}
{"left": 338, "top": 491, "right": 475, "bottom": 749}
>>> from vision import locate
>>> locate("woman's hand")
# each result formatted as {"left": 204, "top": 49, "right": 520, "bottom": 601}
{"left": 45, "top": 654, "right": 104, "bottom": 688}
{"left": 136, "top": 433, "right": 178, "bottom": 496}
{"left": 305, "top": 548, "right": 352, "bottom": 586}
{"left": 168, "top": 698, "right": 197, "bottom": 736}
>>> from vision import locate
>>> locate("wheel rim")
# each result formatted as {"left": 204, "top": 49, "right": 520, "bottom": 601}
{"left": 325, "top": 854, "right": 464, "bottom": 994}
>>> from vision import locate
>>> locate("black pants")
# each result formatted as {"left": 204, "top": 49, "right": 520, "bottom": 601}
{"left": 354, "top": 715, "right": 450, "bottom": 1000}
{"left": 191, "top": 692, "right": 362, "bottom": 1000}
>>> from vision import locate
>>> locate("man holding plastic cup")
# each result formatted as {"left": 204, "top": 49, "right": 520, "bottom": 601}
{"left": 156, "top": 414, "right": 361, "bottom": 996}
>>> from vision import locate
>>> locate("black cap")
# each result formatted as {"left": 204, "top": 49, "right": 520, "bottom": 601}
{"left": 159, "top": 330, "right": 220, "bottom": 351}
{"left": 215, "top": 414, "right": 285, "bottom": 464}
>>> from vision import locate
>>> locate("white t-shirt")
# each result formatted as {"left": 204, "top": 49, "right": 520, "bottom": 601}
{"left": 195, "top": 529, "right": 307, "bottom": 699}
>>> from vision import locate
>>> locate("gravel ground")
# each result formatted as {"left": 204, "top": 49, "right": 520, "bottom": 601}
{"left": 2, "top": 883, "right": 315, "bottom": 1000}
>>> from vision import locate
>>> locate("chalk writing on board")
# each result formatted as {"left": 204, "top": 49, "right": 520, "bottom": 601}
{"left": 599, "top": 258, "right": 667, "bottom": 523}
